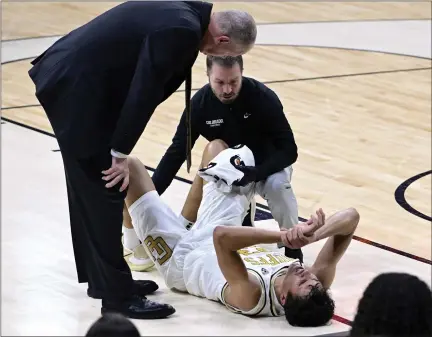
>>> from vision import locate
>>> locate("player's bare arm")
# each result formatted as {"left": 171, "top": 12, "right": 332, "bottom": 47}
{"left": 181, "top": 140, "right": 229, "bottom": 223}
{"left": 283, "top": 208, "right": 360, "bottom": 288}
{"left": 308, "top": 208, "right": 359, "bottom": 288}
{"left": 213, "top": 226, "right": 285, "bottom": 311}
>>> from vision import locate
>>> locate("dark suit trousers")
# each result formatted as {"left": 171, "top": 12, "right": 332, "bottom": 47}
{"left": 30, "top": 63, "right": 134, "bottom": 301}
{"left": 60, "top": 149, "right": 133, "bottom": 300}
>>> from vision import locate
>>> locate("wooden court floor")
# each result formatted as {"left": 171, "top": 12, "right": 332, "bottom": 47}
{"left": 1, "top": 2, "right": 431, "bottom": 335}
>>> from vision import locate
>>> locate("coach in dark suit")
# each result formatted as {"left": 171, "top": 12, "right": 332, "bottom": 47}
{"left": 28, "top": 1, "right": 256, "bottom": 319}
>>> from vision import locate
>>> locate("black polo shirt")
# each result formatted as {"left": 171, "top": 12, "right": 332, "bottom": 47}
{"left": 152, "top": 76, "right": 298, "bottom": 195}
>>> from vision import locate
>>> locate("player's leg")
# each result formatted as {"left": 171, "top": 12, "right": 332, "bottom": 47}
{"left": 122, "top": 203, "right": 154, "bottom": 272}
{"left": 180, "top": 139, "right": 229, "bottom": 224}
{"left": 125, "top": 157, "right": 188, "bottom": 280}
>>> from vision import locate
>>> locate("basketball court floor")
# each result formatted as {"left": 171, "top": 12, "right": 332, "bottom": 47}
{"left": 1, "top": 2, "right": 431, "bottom": 336}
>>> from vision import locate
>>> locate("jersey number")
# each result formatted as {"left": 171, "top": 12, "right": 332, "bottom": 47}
{"left": 143, "top": 235, "right": 173, "bottom": 266}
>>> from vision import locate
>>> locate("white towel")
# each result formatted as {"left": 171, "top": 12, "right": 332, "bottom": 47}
{"left": 198, "top": 144, "right": 255, "bottom": 193}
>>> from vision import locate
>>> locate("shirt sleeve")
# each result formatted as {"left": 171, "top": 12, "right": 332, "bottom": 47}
{"left": 152, "top": 92, "right": 202, "bottom": 195}
{"left": 254, "top": 89, "right": 298, "bottom": 182}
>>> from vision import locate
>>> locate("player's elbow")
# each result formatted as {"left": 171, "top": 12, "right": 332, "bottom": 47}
{"left": 346, "top": 207, "right": 360, "bottom": 233}
{"left": 213, "top": 225, "right": 227, "bottom": 242}
{"left": 213, "top": 225, "right": 231, "bottom": 248}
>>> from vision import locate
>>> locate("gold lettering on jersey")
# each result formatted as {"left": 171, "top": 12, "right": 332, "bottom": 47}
{"left": 237, "top": 246, "right": 271, "bottom": 256}
{"left": 143, "top": 235, "right": 173, "bottom": 266}
{"left": 237, "top": 249, "right": 252, "bottom": 256}
{"left": 243, "top": 253, "right": 295, "bottom": 266}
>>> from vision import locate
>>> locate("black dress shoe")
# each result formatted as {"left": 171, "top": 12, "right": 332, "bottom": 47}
{"left": 88, "top": 280, "right": 159, "bottom": 299}
{"left": 102, "top": 294, "right": 175, "bottom": 319}
{"left": 285, "top": 247, "right": 304, "bottom": 263}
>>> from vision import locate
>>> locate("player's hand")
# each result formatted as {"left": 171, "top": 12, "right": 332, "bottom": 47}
{"left": 232, "top": 165, "right": 257, "bottom": 186}
{"left": 303, "top": 208, "right": 326, "bottom": 236}
{"left": 280, "top": 226, "right": 311, "bottom": 249}
{"left": 280, "top": 208, "right": 325, "bottom": 249}
{"left": 102, "top": 156, "right": 129, "bottom": 192}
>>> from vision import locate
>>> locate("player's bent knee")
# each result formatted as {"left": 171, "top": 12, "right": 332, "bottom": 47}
{"left": 206, "top": 139, "right": 228, "bottom": 153}
{"left": 201, "top": 140, "right": 229, "bottom": 167}
{"left": 127, "top": 156, "right": 142, "bottom": 175}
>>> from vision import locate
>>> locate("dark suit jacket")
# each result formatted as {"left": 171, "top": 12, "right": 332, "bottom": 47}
{"left": 29, "top": 1, "right": 212, "bottom": 157}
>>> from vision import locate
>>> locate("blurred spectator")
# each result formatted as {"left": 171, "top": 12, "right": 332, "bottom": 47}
{"left": 86, "top": 313, "right": 140, "bottom": 337}
{"left": 350, "top": 272, "right": 432, "bottom": 336}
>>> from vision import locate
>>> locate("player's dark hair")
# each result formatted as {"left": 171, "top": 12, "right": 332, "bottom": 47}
{"left": 350, "top": 272, "right": 432, "bottom": 337}
{"left": 283, "top": 284, "right": 335, "bottom": 327}
{"left": 206, "top": 55, "right": 244, "bottom": 74}
{"left": 85, "top": 313, "right": 140, "bottom": 337}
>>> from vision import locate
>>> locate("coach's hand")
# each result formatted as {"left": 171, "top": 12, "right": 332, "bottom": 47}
{"left": 233, "top": 165, "right": 257, "bottom": 186}
{"left": 281, "top": 208, "right": 325, "bottom": 249}
{"left": 102, "top": 156, "right": 129, "bottom": 192}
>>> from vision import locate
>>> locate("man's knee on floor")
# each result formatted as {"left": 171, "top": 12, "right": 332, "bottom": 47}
{"left": 263, "top": 171, "right": 292, "bottom": 198}
{"left": 263, "top": 170, "right": 298, "bottom": 229}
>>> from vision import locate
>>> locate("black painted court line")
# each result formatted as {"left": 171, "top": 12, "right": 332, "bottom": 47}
{"left": 1, "top": 34, "right": 64, "bottom": 43}
{"left": 1, "top": 56, "right": 38, "bottom": 65}
{"left": 2, "top": 66, "right": 431, "bottom": 110}
{"left": 2, "top": 104, "right": 41, "bottom": 110}
{"left": 260, "top": 67, "right": 432, "bottom": 85}
{"left": 2, "top": 115, "right": 431, "bottom": 267}
{"left": 395, "top": 170, "right": 432, "bottom": 222}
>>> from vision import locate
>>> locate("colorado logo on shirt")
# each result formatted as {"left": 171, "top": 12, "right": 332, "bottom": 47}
{"left": 206, "top": 119, "right": 224, "bottom": 127}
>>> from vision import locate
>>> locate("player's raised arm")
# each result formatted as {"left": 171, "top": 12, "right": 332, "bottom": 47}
{"left": 306, "top": 208, "right": 360, "bottom": 288}
{"left": 212, "top": 226, "right": 285, "bottom": 310}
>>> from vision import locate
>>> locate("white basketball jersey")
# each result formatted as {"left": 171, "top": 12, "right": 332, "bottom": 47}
{"left": 220, "top": 246, "right": 299, "bottom": 317}
{"left": 193, "top": 145, "right": 256, "bottom": 231}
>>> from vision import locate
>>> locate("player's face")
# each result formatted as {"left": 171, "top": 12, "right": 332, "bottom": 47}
{"left": 208, "top": 63, "right": 243, "bottom": 104}
{"left": 281, "top": 261, "right": 322, "bottom": 301}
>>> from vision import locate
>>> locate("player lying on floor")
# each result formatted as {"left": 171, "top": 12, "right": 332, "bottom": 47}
{"left": 123, "top": 140, "right": 360, "bottom": 327}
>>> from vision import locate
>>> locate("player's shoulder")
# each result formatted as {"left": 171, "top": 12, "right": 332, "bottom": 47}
{"left": 242, "top": 77, "right": 282, "bottom": 104}
{"left": 191, "top": 83, "right": 212, "bottom": 105}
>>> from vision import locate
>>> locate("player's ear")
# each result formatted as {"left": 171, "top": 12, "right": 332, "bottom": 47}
{"left": 216, "top": 35, "right": 230, "bottom": 45}
{"left": 280, "top": 293, "right": 287, "bottom": 305}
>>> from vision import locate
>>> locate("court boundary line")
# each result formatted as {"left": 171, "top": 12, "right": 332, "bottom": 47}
{"left": 1, "top": 66, "right": 431, "bottom": 110}
{"left": 2, "top": 18, "right": 431, "bottom": 44}
{"left": 2, "top": 30, "right": 431, "bottom": 67}
{"left": 2, "top": 115, "right": 431, "bottom": 268}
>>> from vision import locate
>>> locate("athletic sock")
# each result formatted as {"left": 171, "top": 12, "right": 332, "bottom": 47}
{"left": 123, "top": 227, "right": 140, "bottom": 250}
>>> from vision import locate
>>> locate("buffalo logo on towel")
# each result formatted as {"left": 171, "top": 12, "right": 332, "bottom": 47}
{"left": 230, "top": 155, "right": 245, "bottom": 168}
